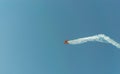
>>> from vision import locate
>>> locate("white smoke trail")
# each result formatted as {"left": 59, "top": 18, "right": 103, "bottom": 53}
{"left": 68, "top": 34, "right": 120, "bottom": 48}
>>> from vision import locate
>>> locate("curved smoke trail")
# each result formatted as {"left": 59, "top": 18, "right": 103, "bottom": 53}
{"left": 67, "top": 34, "right": 120, "bottom": 48}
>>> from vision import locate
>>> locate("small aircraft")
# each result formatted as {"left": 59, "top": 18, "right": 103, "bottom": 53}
{"left": 64, "top": 40, "right": 69, "bottom": 44}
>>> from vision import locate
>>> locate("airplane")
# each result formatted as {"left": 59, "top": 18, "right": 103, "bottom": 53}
{"left": 64, "top": 40, "right": 69, "bottom": 44}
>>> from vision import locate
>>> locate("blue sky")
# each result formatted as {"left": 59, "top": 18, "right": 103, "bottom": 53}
{"left": 0, "top": 0, "right": 120, "bottom": 74}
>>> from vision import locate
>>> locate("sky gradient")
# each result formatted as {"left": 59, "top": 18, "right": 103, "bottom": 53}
{"left": 0, "top": 0, "right": 120, "bottom": 74}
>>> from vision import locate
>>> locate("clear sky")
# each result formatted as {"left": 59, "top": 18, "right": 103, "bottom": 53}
{"left": 0, "top": 0, "right": 120, "bottom": 74}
